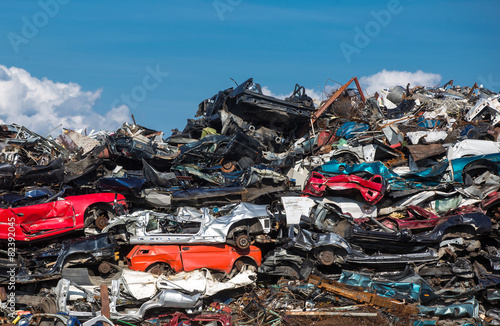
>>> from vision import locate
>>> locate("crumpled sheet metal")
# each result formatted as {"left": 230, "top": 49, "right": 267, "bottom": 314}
{"left": 407, "top": 144, "right": 446, "bottom": 162}
{"left": 110, "top": 270, "right": 255, "bottom": 322}
{"left": 56, "top": 129, "right": 100, "bottom": 155}
{"left": 447, "top": 139, "right": 500, "bottom": 161}
{"left": 157, "top": 268, "right": 257, "bottom": 297}
{"left": 4, "top": 78, "right": 500, "bottom": 325}
{"left": 303, "top": 171, "right": 386, "bottom": 204}
{"left": 418, "top": 298, "right": 479, "bottom": 318}
{"left": 104, "top": 201, "right": 271, "bottom": 245}
{"left": 307, "top": 274, "right": 420, "bottom": 316}
{"left": 338, "top": 271, "right": 422, "bottom": 303}
{"left": 120, "top": 269, "right": 158, "bottom": 300}
{"left": 51, "top": 269, "right": 255, "bottom": 322}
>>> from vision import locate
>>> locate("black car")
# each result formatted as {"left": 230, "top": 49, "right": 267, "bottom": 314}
{"left": 0, "top": 233, "right": 117, "bottom": 283}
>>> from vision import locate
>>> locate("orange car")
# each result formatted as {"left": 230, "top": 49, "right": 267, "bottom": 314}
{"left": 126, "top": 244, "right": 262, "bottom": 275}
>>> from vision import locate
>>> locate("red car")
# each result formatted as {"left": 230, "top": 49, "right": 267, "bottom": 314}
{"left": 126, "top": 244, "right": 262, "bottom": 275}
{"left": 377, "top": 205, "right": 482, "bottom": 231}
{"left": 303, "top": 171, "right": 386, "bottom": 204}
{"left": 378, "top": 205, "right": 448, "bottom": 231}
{"left": 0, "top": 193, "right": 127, "bottom": 242}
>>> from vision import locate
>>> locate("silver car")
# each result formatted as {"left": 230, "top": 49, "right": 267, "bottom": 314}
{"left": 103, "top": 202, "right": 273, "bottom": 249}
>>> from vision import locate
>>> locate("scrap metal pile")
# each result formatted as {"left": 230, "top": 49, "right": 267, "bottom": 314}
{"left": 1, "top": 77, "right": 500, "bottom": 325}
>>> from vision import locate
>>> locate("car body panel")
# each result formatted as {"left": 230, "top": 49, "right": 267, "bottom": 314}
{"left": 12, "top": 200, "right": 75, "bottom": 233}
{"left": 260, "top": 226, "right": 439, "bottom": 278}
{"left": 349, "top": 212, "right": 492, "bottom": 253}
{"left": 281, "top": 196, "right": 377, "bottom": 225}
{"left": 449, "top": 153, "right": 500, "bottom": 183}
{"left": 447, "top": 139, "right": 500, "bottom": 161}
{"left": 126, "top": 244, "right": 262, "bottom": 274}
{"left": 380, "top": 205, "right": 448, "bottom": 231}
{"left": 301, "top": 199, "right": 492, "bottom": 253}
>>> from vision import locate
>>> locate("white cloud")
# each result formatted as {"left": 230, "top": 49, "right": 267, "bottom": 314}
{"left": 261, "top": 86, "right": 286, "bottom": 99}
{"left": 0, "top": 65, "right": 130, "bottom": 135}
{"left": 360, "top": 69, "right": 442, "bottom": 95}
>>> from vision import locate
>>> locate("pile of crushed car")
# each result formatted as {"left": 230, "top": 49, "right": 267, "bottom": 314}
{"left": 1, "top": 76, "right": 500, "bottom": 325}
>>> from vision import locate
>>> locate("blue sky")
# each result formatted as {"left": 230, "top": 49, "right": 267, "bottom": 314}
{"left": 0, "top": 0, "right": 499, "bottom": 135}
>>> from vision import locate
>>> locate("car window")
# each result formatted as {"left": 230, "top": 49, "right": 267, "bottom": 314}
{"left": 146, "top": 218, "right": 160, "bottom": 232}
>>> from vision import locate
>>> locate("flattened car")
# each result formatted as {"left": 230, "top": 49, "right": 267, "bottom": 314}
{"left": 303, "top": 171, "right": 386, "bottom": 204}
{"left": 260, "top": 226, "right": 439, "bottom": 279}
{"left": 126, "top": 244, "right": 262, "bottom": 275}
{"left": 0, "top": 193, "right": 127, "bottom": 242}
{"left": 0, "top": 233, "right": 117, "bottom": 283}
{"left": 104, "top": 202, "right": 273, "bottom": 249}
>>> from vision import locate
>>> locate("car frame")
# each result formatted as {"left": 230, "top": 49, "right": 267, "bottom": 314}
{"left": 103, "top": 202, "right": 273, "bottom": 249}
{"left": 317, "top": 153, "right": 500, "bottom": 191}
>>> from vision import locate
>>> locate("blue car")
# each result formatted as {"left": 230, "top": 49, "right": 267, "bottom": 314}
{"left": 317, "top": 153, "right": 500, "bottom": 191}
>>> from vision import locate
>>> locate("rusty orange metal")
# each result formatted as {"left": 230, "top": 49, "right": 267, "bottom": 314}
{"left": 308, "top": 275, "right": 420, "bottom": 316}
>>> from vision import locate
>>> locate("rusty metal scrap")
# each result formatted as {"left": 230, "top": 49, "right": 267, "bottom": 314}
{"left": 284, "top": 311, "right": 377, "bottom": 317}
{"left": 307, "top": 275, "right": 420, "bottom": 316}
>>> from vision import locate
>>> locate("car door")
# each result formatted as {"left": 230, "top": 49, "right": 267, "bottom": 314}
{"left": 180, "top": 244, "right": 232, "bottom": 273}
{"left": 11, "top": 199, "right": 76, "bottom": 235}
{"left": 0, "top": 208, "right": 18, "bottom": 239}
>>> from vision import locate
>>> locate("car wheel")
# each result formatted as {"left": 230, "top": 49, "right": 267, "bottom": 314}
{"left": 317, "top": 250, "right": 335, "bottom": 266}
{"left": 98, "top": 261, "right": 113, "bottom": 274}
{"left": 146, "top": 263, "right": 174, "bottom": 276}
{"left": 235, "top": 234, "right": 251, "bottom": 250}
{"left": 220, "top": 158, "right": 236, "bottom": 173}
{"left": 84, "top": 206, "right": 114, "bottom": 235}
